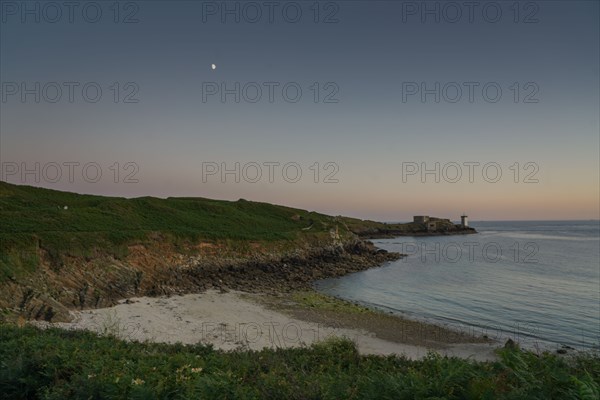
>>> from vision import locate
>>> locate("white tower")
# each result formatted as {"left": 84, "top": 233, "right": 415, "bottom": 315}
{"left": 461, "top": 214, "right": 468, "bottom": 227}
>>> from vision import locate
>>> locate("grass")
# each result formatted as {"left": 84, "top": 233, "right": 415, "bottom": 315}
{"left": 0, "top": 324, "right": 598, "bottom": 399}
{"left": 0, "top": 181, "right": 425, "bottom": 283}
{"left": 0, "top": 181, "right": 336, "bottom": 241}
{"left": 291, "top": 291, "right": 371, "bottom": 314}
{"left": 0, "top": 181, "right": 371, "bottom": 282}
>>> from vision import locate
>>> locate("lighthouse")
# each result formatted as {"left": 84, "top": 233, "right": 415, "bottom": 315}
{"left": 460, "top": 214, "right": 468, "bottom": 227}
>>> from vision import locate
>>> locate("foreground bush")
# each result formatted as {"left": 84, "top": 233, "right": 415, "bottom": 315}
{"left": 0, "top": 325, "right": 598, "bottom": 399}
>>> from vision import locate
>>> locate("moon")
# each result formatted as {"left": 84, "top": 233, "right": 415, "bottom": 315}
{"left": 211, "top": 64, "right": 216, "bottom": 70}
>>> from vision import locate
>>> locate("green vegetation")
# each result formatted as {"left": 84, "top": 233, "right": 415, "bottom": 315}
{"left": 0, "top": 182, "right": 435, "bottom": 283}
{"left": 0, "top": 181, "right": 337, "bottom": 241}
{"left": 1, "top": 324, "right": 598, "bottom": 399}
{"left": 291, "top": 291, "right": 371, "bottom": 314}
{"left": 0, "top": 182, "right": 368, "bottom": 282}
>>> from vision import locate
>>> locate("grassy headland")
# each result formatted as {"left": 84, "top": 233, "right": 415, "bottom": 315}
{"left": 0, "top": 181, "right": 403, "bottom": 321}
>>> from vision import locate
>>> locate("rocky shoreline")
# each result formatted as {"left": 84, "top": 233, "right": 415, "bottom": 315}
{"left": 178, "top": 240, "right": 402, "bottom": 294}
{"left": 4, "top": 227, "right": 477, "bottom": 324}
{"left": 1, "top": 239, "right": 402, "bottom": 323}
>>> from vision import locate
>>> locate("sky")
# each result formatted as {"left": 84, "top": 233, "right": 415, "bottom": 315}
{"left": 1, "top": 0, "right": 599, "bottom": 221}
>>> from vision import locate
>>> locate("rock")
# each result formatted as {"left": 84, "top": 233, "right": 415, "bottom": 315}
{"left": 504, "top": 338, "right": 517, "bottom": 349}
{"left": 3, "top": 237, "right": 404, "bottom": 323}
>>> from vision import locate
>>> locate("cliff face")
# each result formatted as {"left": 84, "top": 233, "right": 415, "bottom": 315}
{"left": 0, "top": 238, "right": 401, "bottom": 323}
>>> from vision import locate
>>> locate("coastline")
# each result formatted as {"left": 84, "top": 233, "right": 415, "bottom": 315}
{"left": 27, "top": 235, "right": 502, "bottom": 361}
{"left": 2, "top": 238, "right": 401, "bottom": 323}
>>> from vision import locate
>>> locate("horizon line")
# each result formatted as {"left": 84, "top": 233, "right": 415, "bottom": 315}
{"left": 2, "top": 181, "right": 599, "bottom": 224}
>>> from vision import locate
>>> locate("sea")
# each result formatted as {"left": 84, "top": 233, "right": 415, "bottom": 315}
{"left": 315, "top": 221, "right": 600, "bottom": 351}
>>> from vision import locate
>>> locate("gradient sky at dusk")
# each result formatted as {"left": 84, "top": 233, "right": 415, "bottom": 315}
{"left": 1, "top": 0, "right": 599, "bottom": 221}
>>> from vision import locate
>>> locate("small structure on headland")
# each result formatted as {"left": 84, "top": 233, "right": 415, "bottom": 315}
{"left": 413, "top": 215, "right": 471, "bottom": 232}
{"left": 413, "top": 216, "right": 437, "bottom": 231}
{"left": 351, "top": 215, "right": 476, "bottom": 238}
{"left": 413, "top": 216, "right": 429, "bottom": 224}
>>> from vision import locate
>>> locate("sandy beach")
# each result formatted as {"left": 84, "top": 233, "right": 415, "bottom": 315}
{"left": 33, "top": 290, "right": 499, "bottom": 362}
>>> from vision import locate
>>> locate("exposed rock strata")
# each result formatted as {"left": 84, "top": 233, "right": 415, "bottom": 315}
{"left": 0, "top": 239, "right": 401, "bottom": 323}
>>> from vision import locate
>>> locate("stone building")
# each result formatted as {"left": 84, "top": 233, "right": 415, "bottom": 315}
{"left": 413, "top": 215, "right": 429, "bottom": 224}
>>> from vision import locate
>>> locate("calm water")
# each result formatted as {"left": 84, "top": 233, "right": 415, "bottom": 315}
{"left": 315, "top": 221, "right": 600, "bottom": 350}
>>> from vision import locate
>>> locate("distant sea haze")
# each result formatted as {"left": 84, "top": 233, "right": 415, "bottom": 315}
{"left": 316, "top": 221, "right": 600, "bottom": 350}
